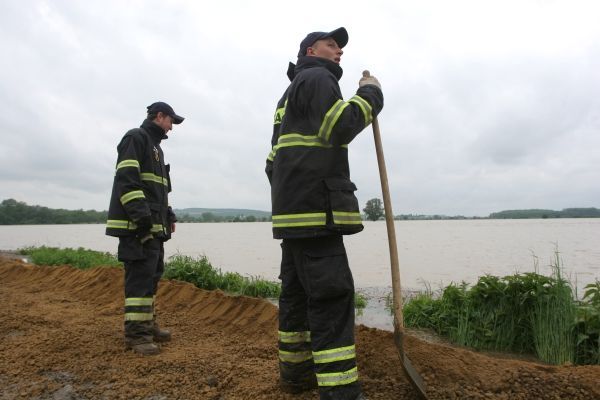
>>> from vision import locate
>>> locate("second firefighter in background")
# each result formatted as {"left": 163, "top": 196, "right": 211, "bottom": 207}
{"left": 106, "top": 101, "right": 184, "bottom": 356}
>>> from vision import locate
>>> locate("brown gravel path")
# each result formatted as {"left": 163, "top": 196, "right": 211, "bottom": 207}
{"left": 0, "top": 258, "right": 598, "bottom": 399}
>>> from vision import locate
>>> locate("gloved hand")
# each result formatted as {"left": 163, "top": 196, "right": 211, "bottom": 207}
{"left": 359, "top": 70, "right": 381, "bottom": 90}
{"left": 135, "top": 216, "right": 153, "bottom": 244}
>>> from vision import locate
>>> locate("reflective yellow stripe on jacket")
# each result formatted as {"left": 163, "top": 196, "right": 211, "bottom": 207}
{"left": 140, "top": 172, "right": 169, "bottom": 187}
{"left": 120, "top": 190, "right": 145, "bottom": 205}
{"left": 267, "top": 134, "right": 348, "bottom": 161}
{"left": 318, "top": 99, "right": 350, "bottom": 142}
{"left": 332, "top": 211, "right": 362, "bottom": 225}
{"left": 348, "top": 95, "right": 373, "bottom": 126}
{"left": 116, "top": 159, "right": 140, "bottom": 170}
{"left": 272, "top": 213, "right": 326, "bottom": 228}
{"left": 106, "top": 219, "right": 163, "bottom": 233}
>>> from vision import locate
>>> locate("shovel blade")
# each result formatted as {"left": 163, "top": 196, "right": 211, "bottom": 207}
{"left": 394, "top": 329, "right": 428, "bottom": 399}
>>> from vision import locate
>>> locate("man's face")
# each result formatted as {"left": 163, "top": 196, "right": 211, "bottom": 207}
{"left": 155, "top": 112, "right": 174, "bottom": 133}
{"left": 307, "top": 37, "right": 343, "bottom": 64}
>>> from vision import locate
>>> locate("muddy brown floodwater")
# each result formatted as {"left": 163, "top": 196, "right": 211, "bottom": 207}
{"left": 1, "top": 257, "right": 598, "bottom": 399}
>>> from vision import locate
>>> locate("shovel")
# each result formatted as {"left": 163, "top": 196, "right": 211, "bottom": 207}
{"left": 364, "top": 70, "right": 428, "bottom": 399}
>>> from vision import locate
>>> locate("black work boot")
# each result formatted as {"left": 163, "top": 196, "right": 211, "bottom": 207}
{"left": 125, "top": 321, "right": 159, "bottom": 355}
{"left": 125, "top": 340, "right": 160, "bottom": 355}
{"left": 279, "top": 375, "right": 318, "bottom": 394}
{"left": 279, "top": 363, "right": 317, "bottom": 394}
{"left": 152, "top": 322, "right": 171, "bottom": 343}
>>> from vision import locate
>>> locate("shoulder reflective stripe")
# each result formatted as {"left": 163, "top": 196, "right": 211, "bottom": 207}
{"left": 332, "top": 211, "right": 363, "bottom": 225}
{"left": 116, "top": 159, "right": 140, "bottom": 170}
{"left": 348, "top": 95, "right": 373, "bottom": 125}
{"left": 125, "top": 297, "right": 153, "bottom": 306}
{"left": 120, "top": 190, "right": 145, "bottom": 205}
{"left": 106, "top": 219, "right": 133, "bottom": 229}
{"left": 140, "top": 172, "right": 169, "bottom": 187}
{"left": 313, "top": 345, "right": 356, "bottom": 364}
{"left": 278, "top": 330, "right": 311, "bottom": 343}
{"left": 316, "top": 367, "right": 359, "bottom": 387}
{"left": 124, "top": 312, "right": 154, "bottom": 321}
{"left": 272, "top": 213, "right": 327, "bottom": 228}
{"left": 278, "top": 350, "right": 313, "bottom": 363}
{"left": 318, "top": 100, "right": 350, "bottom": 142}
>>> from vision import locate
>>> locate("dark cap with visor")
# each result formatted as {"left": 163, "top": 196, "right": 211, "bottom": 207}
{"left": 147, "top": 102, "right": 184, "bottom": 124}
{"left": 297, "top": 27, "right": 348, "bottom": 57}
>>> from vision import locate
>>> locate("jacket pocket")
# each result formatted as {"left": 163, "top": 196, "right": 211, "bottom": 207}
{"left": 117, "top": 236, "right": 145, "bottom": 261}
{"left": 323, "top": 178, "right": 363, "bottom": 234}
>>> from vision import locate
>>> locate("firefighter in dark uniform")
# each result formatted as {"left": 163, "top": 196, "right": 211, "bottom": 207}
{"left": 265, "top": 28, "right": 383, "bottom": 400}
{"left": 106, "top": 101, "right": 184, "bottom": 355}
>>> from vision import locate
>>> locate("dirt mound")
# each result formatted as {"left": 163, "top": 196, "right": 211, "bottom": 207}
{"left": 0, "top": 258, "right": 598, "bottom": 400}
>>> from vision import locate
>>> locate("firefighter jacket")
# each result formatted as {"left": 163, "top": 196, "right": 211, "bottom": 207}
{"left": 266, "top": 56, "right": 384, "bottom": 239}
{"left": 106, "top": 119, "right": 176, "bottom": 241}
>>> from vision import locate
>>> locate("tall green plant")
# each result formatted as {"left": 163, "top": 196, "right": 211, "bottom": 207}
{"left": 575, "top": 280, "right": 600, "bottom": 364}
{"left": 529, "top": 252, "right": 575, "bottom": 364}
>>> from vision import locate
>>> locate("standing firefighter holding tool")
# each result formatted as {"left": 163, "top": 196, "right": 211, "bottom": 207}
{"left": 106, "top": 102, "right": 183, "bottom": 355}
{"left": 265, "top": 27, "right": 383, "bottom": 400}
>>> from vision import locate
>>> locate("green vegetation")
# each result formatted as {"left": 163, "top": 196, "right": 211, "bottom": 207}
{"left": 175, "top": 208, "right": 271, "bottom": 223}
{"left": 489, "top": 208, "right": 600, "bottom": 219}
{"left": 162, "top": 254, "right": 281, "bottom": 298}
{"left": 19, "top": 246, "right": 121, "bottom": 268}
{"left": 575, "top": 281, "right": 600, "bottom": 364}
{"left": 17, "top": 246, "right": 368, "bottom": 309}
{"left": 355, "top": 292, "right": 367, "bottom": 311}
{"left": 363, "top": 198, "right": 384, "bottom": 221}
{"left": 4, "top": 198, "right": 597, "bottom": 224}
{"left": 403, "top": 252, "right": 600, "bottom": 365}
{"left": 1, "top": 199, "right": 107, "bottom": 225}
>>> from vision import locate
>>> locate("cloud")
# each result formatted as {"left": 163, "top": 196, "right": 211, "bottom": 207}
{"left": 0, "top": 0, "right": 598, "bottom": 216}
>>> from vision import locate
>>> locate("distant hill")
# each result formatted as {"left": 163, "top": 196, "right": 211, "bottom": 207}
{"left": 489, "top": 208, "right": 600, "bottom": 219}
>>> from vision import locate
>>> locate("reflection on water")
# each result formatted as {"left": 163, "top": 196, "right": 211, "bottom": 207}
{"left": 1, "top": 219, "right": 598, "bottom": 294}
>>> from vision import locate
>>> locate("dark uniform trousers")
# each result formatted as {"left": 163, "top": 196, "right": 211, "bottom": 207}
{"left": 118, "top": 236, "right": 164, "bottom": 344}
{"left": 279, "top": 235, "right": 361, "bottom": 400}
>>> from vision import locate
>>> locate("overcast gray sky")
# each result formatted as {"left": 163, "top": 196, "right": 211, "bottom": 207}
{"left": 1, "top": 0, "right": 598, "bottom": 216}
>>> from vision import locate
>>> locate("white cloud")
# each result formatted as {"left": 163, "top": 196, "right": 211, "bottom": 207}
{"left": 1, "top": 0, "right": 599, "bottom": 215}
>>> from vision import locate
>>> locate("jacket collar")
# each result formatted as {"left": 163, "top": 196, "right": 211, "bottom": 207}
{"left": 287, "top": 56, "right": 343, "bottom": 81}
{"left": 141, "top": 118, "right": 168, "bottom": 144}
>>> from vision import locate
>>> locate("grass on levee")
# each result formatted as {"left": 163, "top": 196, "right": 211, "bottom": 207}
{"left": 400, "top": 250, "right": 600, "bottom": 366}
{"left": 15, "top": 246, "right": 368, "bottom": 310}
{"left": 19, "top": 245, "right": 121, "bottom": 269}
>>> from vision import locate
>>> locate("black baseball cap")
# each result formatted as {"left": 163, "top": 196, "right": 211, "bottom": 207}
{"left": 298, "top": 27, "right": 348, "bottom": 57}
{"left": 147, "top": 101, "right": 184, "bottom": 124}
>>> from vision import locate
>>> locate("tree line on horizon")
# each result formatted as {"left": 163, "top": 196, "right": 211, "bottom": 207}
{"left": 1, "top": 198, "right": 599, "bottom": 225}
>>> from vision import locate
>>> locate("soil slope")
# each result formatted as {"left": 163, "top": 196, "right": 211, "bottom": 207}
{"left": 0, "top": 258, "right": 598, "bottom": 400}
